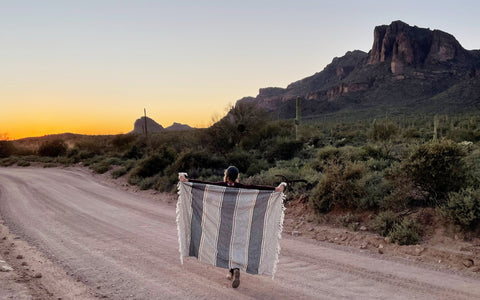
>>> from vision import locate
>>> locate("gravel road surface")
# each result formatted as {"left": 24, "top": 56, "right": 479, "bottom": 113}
{"left": 1, "top": 167, "right": 480, "bottom": 299}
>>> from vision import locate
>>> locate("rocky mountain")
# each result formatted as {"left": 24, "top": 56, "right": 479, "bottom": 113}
{"left": 165, "top": 122, "right": 193, "bottom": 131}
{"left": 131, "top": 117, "right": 192, "bottom": 134}
{"left": 238, "top": 20, "right": 480, "bottom": 120}
{"left": 131, "top": 117, "right": 164, "bottom": 134}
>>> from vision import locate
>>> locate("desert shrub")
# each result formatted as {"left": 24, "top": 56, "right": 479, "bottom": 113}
{"left": 361, "top": 144, "right": 387, "bottom": 160}
{"left": 0, "top": 156, "right": 18, "bottom": 167}
{"left": 369, "top": 120, "right": 399, "bottom": 141}
{"left": 0, "top": 141, "right": 15, "bottom": 158}
{"left": 403, "top": 127, "right": 421, "bottom": 139}
{"left": 139, "top": 175, "right": 160, "bottom": 190}
{"left": 317, "top": 146, "right": 341, "bottom": 162}
{"left": 169, "top": 150, "right": 226, "bottom": 179}
{"left": 131, "top": 147, "right": 176, "bottom": 178}
{"left": 206, "top": 102, "right": 269, "bottom": 153}
{"left": 442, "top": 188, "right": 480, "bottom": 231}
{"left": 371, "top": 210, "right": 398, "bottom": 237}
{"left": 313, "top": 145, "right": 366, "bottom": 172}
{"left": 402, "top": 139, "right": 466, "bottom": 204}
{"left": 339, "top": 213, "right": 361, "bottom": 231}
{"left": 365, "top": 158, "right": 391, "bottom": 171}
{"left": 309, "top": 160, "right": 365, "bottom": 213}
{"left": 264, "top": 138, "right": 304, "bottom": 161}
{"left": 91, "top": 161, "right": 111, "bottom": 174}
{"left": 245, "top": 159, "right": 270, "bottom": 177}
{"left": 464, "top": 148, "right": 480, "bottom": 188}
{"left": 16, "top": 159, "right": 31, "bottom": 167}
{"left": 226, "top": 150, "right": 255, "bottom": 173}
{"left": 38, "top": 139, "right": 68, "bottom": 157}
{"left": 447, "top": 128, "right": 480, "bottom": 142}
{"left": 111, "top": 167, "right": 128, "bottom": 179}
{"left": 388, "top": 218, "right": 421, "bottom": 245}
{"left": 359, "top": 172, "right": 392, "bottom": 210}
{"left": 75, "top": 141, "right": 103, "bottom": 156}
{"left": 111, "top": 134, "right": 137, "bottom": 149}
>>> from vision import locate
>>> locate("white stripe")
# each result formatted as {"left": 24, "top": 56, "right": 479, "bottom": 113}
{"left": 258, "top": 192, "right": 282, "bottom": 275}
{"left": 231, "top": 189, "right": 258, "bottom": 270}
{"left": 176, "top": 182, "right": 193, "bottom": 262}
{"left": 198, "top": 185, "right": 225, "bottom": 265}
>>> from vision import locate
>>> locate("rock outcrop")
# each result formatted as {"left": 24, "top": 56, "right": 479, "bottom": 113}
{"left": 131, "top": 117, "right": 164, "bottom": 134}
{"left": 235, "top": 20, "right": 480, "bottom": 119}
{"left": 367, "top": 20, "right": 470, "bottom": 74}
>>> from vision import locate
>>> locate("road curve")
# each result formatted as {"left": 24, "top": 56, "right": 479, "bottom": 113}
{"left": 1, "top": 167, "right": 480, "bottom": 299}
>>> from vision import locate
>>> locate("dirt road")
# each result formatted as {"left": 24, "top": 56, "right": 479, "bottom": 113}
{"left": 1, "top": 167, "right": 480, "bottom": 299}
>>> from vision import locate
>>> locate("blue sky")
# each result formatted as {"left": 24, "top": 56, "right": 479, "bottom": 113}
{"left": 1, "top": 0, "right": 479, "bottom": 138}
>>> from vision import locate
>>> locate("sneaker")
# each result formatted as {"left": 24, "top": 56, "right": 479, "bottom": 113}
{"left": 232, "top": 269, "right": 240, "bottom": 288}
{"left": 226, "top": 269, "right": 233, "bottom": 280}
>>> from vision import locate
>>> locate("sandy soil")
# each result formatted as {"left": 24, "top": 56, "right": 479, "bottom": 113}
{"left": 1, "top": 166, "right": 480, "bottom": 299}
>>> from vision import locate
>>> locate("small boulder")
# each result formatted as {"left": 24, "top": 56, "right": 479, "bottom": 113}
{"left": 1, "top": 265, "right": 13, "bottom": 272}
{"left": 463, "top": 259, "right": 474, "bottom": 268}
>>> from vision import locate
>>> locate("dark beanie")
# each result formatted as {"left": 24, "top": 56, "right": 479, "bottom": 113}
{"left": 226, "top": 166, "right": 239, "bottom": 181}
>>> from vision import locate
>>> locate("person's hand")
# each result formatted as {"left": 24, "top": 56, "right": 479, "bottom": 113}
{"left": 178, "top": 172, "right": 188, "bottom": 182}
{"left": 275, "top": 182, "right": 287, "bottom": 192}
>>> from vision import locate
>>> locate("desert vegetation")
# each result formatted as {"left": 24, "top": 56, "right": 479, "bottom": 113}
{"left": 2, "top": 104, "right": 480, "bottom": 245}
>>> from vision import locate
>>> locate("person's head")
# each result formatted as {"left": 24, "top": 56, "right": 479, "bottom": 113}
{"left": 224, "top": 166, "right": 239, "bottom": 183}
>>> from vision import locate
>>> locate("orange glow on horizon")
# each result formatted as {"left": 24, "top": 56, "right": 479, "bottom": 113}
{"left": 1, "top": 107, "right": 215, "bottom": 140}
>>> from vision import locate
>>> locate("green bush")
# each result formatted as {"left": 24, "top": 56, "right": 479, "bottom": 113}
{"left": 388, "top": 218, "right": 421, "bottom": 245}
{"left": 226, "top": 150, "right": 255, "bottom": 174}
{"left": 16, "top": 160, "right": 31, "bottom": 167}
{"left": 169, "top": 150, "right": 226, "bottom": 179}
{"left": 371, "top": 210, "right": 398, "bottom": 237}
{"left": 111, "top": 167, "right": 128, "bottom": 179}
{"left": 442, "top": 188, "right": 480, "bottom": 230}
{"left": 91, "top": 162, "right": 111, "bottom": 174}
{"left": 139, "top": 176, "right": 159, "bottom": 190}
{"left": 264, "top": 138, "right": 304, "bottom": 161}
{"left": 310, "top": 160, "right": 365, "bottom": 213}
{"left": 464, "top": 148, "right": 480, "bottom": 188}
{"left": 402, "top": 139, "right": 466, "bottom": 203}
{"left": 0, "top": 156, "right": 18, "bottom": 167}
{"left": 359, "top": 172, "right": 392, "bottom": 209}
{"left": 131, "top": 147, "right": 177, "bottom": 178}
{"left": 38, "top": 139, "right": 68, "bottom": 157}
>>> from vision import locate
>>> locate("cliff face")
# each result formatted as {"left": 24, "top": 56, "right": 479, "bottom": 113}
{"left": 367, "top": 21, "right": 469, "bottom": 74}
{"left": 236, "top": 20, "right": 480, "bottom": 119}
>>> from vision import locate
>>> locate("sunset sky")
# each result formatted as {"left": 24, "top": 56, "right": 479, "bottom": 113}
{"left": 1, "top": 0, "right": 480, "bottom": 140}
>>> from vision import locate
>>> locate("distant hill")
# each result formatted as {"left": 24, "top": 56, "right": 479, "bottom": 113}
{"left": 237, "top": 20, "right": 480, "bottom": 120}
{"left": 131, "top": 117, "right": 193, "bottom": 134}
{"left": 165, "top": 122, "right": 193, "bottom": 131}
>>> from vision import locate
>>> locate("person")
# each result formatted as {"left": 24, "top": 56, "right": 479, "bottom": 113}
{"left": 179, "top": 166, "right": 286, "bottom": 288}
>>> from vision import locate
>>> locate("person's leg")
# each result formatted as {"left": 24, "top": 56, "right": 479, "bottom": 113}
{"left": 232, "top": 268, "right": 240, "bottom": 288}
{"left": 226, "top": 268, "right": 234, "bottom": 280}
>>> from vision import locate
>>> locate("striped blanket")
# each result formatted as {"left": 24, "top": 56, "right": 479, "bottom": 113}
{"left": 176, "top": 181, "right": 285, "bottom": 277}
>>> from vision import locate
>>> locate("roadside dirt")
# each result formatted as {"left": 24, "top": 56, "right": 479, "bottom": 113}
{"left": 1, "top": 166, "right": 480, "bottom": 299}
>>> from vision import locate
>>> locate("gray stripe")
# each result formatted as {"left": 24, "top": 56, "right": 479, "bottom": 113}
{"left": 189, "top": 183, "right": 206, "bottom": 257}
{"left": 246, "top": 190, "right": 272, "bottom": 274}
{"left": 216, "top": 187, "right": 239, "bottom": 269}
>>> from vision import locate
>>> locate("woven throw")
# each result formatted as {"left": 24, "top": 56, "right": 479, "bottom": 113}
{"left": 176, "top": 181, "right": 285, "bottom": 277}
